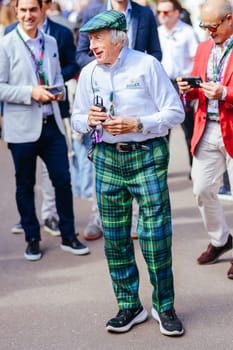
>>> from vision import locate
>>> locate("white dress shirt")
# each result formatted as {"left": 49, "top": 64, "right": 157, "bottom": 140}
{"left": 158, "top": 20, "right": 199, "bottom": 80}
{"left": 72, "top": 47, "right": 184, "bottom": 144}
{"left": 17, "top": 24, "right": 53, "bottom": 117}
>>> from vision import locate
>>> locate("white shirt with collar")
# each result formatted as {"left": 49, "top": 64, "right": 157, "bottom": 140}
{"left": 17, "top": 24, "right": 53, "bottom": 117}
{"left": 72, "top": 47, "right": 184, "bottom": 143}
{"left": 158, "top": 19, "right": 199, "bottom": 80}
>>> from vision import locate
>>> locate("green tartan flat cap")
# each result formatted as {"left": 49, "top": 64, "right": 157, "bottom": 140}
{"left": 80, "top": 9, "right": 127, "bottom": 33}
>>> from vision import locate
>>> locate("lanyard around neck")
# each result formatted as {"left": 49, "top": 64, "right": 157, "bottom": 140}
{"left": 16, "top": 28, "right": 48, "bottom": 85}
{"left": 213, "top": 40, "right": 233, "bottom": 82}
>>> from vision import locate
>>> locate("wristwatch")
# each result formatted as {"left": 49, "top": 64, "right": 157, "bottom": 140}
{"left": 136, "top": 118, "right": 144, "bottom": 133}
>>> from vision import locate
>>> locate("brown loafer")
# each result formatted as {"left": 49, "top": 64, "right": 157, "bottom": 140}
{"left": 197, "top": 235, "right": 232, "bottom": 264}
{"left": 227, "top": 262, "right": 233, "bottom": 280}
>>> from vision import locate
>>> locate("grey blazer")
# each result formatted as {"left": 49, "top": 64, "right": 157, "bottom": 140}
{"left": 0, "top": 28, "right": 65, "bottom": 143}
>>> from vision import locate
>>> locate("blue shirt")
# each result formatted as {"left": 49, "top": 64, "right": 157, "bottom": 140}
{"left": 72, "top": 47, "right": 184, "bottom": 143}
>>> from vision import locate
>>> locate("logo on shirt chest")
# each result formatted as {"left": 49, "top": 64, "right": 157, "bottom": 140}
{"left": 126, "top": 80, "right": 141, "bottom": 89}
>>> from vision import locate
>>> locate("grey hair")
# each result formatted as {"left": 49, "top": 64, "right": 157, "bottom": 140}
{"left": 222, "top": 0, "right": 233, "bottom": 15}
{"left": 109, "top": 29, "right": 128, "bottom": 47}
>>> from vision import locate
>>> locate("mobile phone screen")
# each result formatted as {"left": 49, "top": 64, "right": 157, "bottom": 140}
{"left": 48, "top": 86, "right": 63, "bottom": 95}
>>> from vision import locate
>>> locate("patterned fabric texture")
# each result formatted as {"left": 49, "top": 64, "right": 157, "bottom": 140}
{"left": 93, "top": 137, "right": 175, "bottom": 312}
{"left": 80, "top": 9, "right": 127, "bottom": 33}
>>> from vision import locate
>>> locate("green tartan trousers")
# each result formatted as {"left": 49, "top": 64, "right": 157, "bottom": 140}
{"left": 93, "top": 137, "right": 174, "bottom": 313}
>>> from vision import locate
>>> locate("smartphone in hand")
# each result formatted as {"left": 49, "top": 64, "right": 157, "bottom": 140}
{"left": 181, "top": 76, "right": 203, "bottom": 88}
{"left": 48, "top": 86, "right": 64, "bottom": 96}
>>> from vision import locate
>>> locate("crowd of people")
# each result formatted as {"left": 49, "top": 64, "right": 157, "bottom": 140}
{"left": 0, "top": 0, "right": 232, "bottom": 338}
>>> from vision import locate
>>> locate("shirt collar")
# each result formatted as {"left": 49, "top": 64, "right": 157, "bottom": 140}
{"left": 17, "top": 23, "right": 43, "bottom": 43}
{"left": 96, "top": 46, "right": 128, "bottom": 70}
{"left": 163, "top": 19, "right": 183, "bottom": 36}
{"left": 221, "top": 34, "right": 233, "bottom": 49}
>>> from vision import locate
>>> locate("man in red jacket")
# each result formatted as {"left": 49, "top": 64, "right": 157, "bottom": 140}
{"left": 177, "top": 0, "right": 233, "bottom": 279}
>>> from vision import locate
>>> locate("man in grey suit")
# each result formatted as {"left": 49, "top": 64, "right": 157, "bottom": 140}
{"left": 0, "top": 0, "right": 89, "bottom": 261}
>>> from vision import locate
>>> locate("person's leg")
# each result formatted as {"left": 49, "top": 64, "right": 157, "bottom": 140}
{"left": 8, "top": 142, "right": 41, "bottom": 243}
{"left": 71, "top": 137, "right": 81, "bottom": 197}
{"left": 71, "top": 135, "right": 93, "bottom": 199}
{"left": 40, "top": 160, "right": 60, "bottom": 236}
{"left": 94, "top": 139, "right": 174, "bottom": 312}
{"left": 93, "top": 143, "right": 141, "bottom": 310}
{"left": 130, "top": 138, "right": 174, "bottom": 313}
{"left": 39, "top": 121, "right": 76, "bottom": 241}
{"left": 181, "top": 102, "right": 194, "bottom": 168}
{"left": 192, "top": 123, "right": 230, "bottom": 248}
{"left": 39, "top": 120, "right": 89, "bottom": 254}
{"left": 226, "top": 154, "right": 233, "bottom": 278}
{"left": 41, "top": 160, "right": 57, "bottom": 221}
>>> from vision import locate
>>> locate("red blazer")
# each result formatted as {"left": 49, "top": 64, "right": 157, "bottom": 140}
{"left": 187, "top": 38, "right": 233, "bottom": 158}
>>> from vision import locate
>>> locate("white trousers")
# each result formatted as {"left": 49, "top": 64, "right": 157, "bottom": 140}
{"left": 191, "top": 121, "right": 233, "bottom": 247}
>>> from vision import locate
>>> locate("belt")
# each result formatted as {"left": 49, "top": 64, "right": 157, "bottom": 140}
{"left": 42, "top": 114, "right": 54, "bottom": 124}
{"left": 103, "top": 138, "right": 158, "bottom": 153}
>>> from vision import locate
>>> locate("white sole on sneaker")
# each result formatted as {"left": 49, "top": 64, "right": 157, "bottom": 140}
{"left": 60, "top": 244, "right": 90, "bottom": 255}
{"left": 11, "top": 228, "right": 24, "bottom": 234}
{"left": 151, "top": 308, "right": 184, "bottom": 336}
{"left": 217, "top": 194, "right": 233, "bottom": 201}
{"left": 44, "top": 225, "right": 61, "bottom": 237}
{"left": 24, "top": 252, "right": 42, "bottom": 261}
{"left": 106, "top": 308, "right": 148, "bottom": 333}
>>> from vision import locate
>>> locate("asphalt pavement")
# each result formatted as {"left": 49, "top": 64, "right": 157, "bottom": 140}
{"left": 0, "top": 126, "right": 232, "bottom": 350}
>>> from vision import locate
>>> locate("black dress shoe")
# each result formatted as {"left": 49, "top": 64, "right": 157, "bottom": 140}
{"left": 60, "top": 236, "right": 90, "bottom": 255}
{"left": 106, "top": 305, "right": 148, "bottom": 333}
{"left": 24, "top": 241, "right": 42, "bottom": 261}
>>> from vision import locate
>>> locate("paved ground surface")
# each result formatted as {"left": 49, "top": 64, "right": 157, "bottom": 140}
{"left": 0, "top": 126, "right": 232, "bottom": 350}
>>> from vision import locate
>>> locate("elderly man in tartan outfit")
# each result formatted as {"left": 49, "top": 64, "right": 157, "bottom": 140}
{"left": 72, "top": 9, "right": 185, "bottom": 336}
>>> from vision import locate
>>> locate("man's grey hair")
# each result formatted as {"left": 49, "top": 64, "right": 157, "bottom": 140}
{"left": 222, "top": 0, "right": 233, "bottom": 15}
{"left": 110, "top": 29, "right": 128, "bottom": 47}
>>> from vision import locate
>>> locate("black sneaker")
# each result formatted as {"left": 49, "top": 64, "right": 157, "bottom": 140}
{"left": 24, "top": 241, "right": 42, "bottom": 261}
{"left": 44, "top": 217, "right": 60, "bottom": 237}
{"left": 106, "top": 305, "right": 148, "bottom": 333}
{"left": 60, "top": 236, "right": 90, "bottom": 255}
{"left": 11, "top": 222, "right": 24, "bottom": 234}
{"left": 152, "top": 307, "right": 184, "bottom": 336}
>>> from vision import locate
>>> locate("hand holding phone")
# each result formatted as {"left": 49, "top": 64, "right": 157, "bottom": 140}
{"left": 181, "top": 76, "right": 203, "bottom": 88}
{"left": 48, "top": 86, "right": 64, "bottom": 96}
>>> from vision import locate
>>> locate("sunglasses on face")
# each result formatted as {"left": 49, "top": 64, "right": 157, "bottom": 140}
{"left": 199, "top": 14, "right": 228, "bottom": 32}
{"left": 157, "top": 10, "right": 174, "bottom": 16}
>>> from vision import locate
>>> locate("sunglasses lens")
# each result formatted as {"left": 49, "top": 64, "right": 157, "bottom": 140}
{"left": 158, "top": 11, "right": 169, "bottom": 15}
